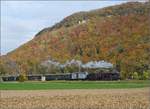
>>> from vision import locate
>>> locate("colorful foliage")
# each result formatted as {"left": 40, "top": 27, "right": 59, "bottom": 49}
{"left": 0, "top": 2, "right": 150, "bottom": 79}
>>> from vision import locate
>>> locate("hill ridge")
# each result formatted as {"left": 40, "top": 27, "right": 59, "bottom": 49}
{"left": 0, "top": 1, "right": 150, "bottom": 79}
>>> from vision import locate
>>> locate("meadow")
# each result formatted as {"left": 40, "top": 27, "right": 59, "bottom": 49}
{"left": 0, "top": 80, "right": 149, "bottom": 90}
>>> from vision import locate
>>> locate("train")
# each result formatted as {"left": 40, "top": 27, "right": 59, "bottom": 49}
{"left": 1, "top": 70, "right": 120, "bottom": 81}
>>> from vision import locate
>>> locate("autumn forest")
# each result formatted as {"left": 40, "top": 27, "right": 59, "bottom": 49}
{"left": 0, "top": 2, "right": 150, "bottom": 79}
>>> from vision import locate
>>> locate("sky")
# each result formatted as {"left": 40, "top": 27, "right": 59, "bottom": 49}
{"left": 1, "top": 0, "right": 139, "bottom": 55}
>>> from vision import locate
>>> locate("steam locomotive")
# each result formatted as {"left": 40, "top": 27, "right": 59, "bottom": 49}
{"left": 1, "top": 69, "right": 120, "bottom": 81}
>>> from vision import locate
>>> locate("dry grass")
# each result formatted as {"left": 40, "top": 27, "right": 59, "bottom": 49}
{"left": 0, "top": 88, "right": 150, "bottom": 109}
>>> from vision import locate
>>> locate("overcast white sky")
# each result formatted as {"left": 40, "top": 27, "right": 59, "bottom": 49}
{"left": 1, "top": 1, "right": 138, "bottom": 55}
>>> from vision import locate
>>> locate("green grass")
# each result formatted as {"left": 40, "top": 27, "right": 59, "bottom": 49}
{"left": 0, "top": 80, "right": 149, "bottom": 90}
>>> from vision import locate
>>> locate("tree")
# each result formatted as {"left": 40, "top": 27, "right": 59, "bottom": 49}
{"left": 0, "top": 64, "right": 7, "bottom": 76}
{"left": 0, "top": 64, "right": 7, "bottom": 82}
{"left": 116, "top": 44, "right": 124, "bottom": 54}
{"left": 132, "top": 72, "right": 139, "bottom": 80}
{"left": 143, "top": 71, "right": 150, "bottom": 80}
{"left": 18, "top": 74, "right": 27, "bottom": 82}
{"left": 37, "top": 65, "right": 48, "bottom": 75}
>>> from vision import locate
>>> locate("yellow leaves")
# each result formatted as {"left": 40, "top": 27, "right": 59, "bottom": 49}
{"left": 1, "top": 5, "right": 149, "bottom": 75}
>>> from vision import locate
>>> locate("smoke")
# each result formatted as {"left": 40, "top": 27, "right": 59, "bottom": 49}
{"left": 42, "top": 59, "right": 113, "bottom": 69}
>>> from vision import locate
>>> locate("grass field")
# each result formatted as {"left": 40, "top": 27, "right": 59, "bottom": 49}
{"left": 0, "top": 80, "right": 149, "bottom": 90}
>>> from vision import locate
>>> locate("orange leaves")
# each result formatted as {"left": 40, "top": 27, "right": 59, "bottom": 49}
{"left": 1, "top": 2, "right": 149, "bottom": 75}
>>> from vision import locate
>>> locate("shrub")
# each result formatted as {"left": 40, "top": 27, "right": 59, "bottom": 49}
{"left": 142, "top": 71, "right": 150, "bottom": 80}
{"left": 18, "top": 74, "right": 27, "bottom": 82}
{"left": 132, "top": 72, "right": 139, "bottom": 80}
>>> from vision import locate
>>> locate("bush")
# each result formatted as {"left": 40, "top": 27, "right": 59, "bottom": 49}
{"left": 132, "top": 72, "right": 139, "bottom": 80}
{"left": 18, "top": 74, "right": 27, "bottom": 82}
{"left": 142, "top": 71, "right": 150, "bottom": 80}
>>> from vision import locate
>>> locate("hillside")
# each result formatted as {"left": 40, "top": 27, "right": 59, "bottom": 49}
{"left": 36, "top": 2, "right": 149, "bottom": 36}
{"left": 0, "top": 2, "right": 150, "bottom": 79}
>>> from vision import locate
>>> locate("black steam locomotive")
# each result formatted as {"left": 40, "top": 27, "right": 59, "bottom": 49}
{"left": 1, "top": 69, "right": 120, "bottom": 81}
